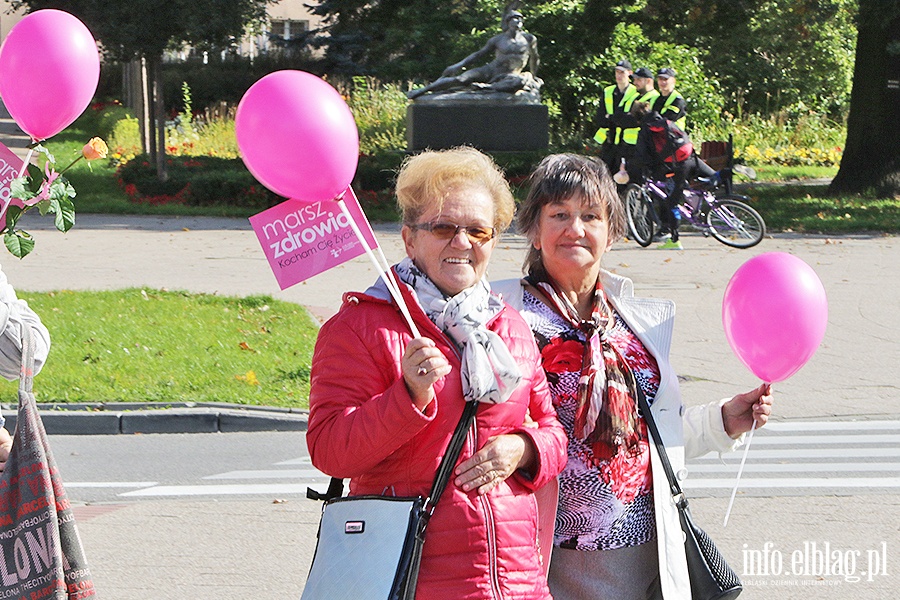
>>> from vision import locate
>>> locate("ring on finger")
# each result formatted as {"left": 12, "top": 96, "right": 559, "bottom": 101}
{"left": 416, "top": 366, "right": 428, "bottom": 376}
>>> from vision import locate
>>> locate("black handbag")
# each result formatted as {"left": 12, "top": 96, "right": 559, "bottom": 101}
{"left": 301, "top": 400, "right": 479, "bottom": 600}
{"left": 636, "top": 385, "right": 743, "bottom": 600}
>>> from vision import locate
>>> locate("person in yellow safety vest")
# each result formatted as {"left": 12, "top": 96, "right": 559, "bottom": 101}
{"left": 633, "top": 67, "right": 660, "bottom": 103}
{"left": 651, "top": 67, "right": 687, "bottom": 130}
{"left": 618, "top": 67, "right": 660, "bottom": 182}
{"left": 593, "top": 59, "right": 639, "bottom": 179}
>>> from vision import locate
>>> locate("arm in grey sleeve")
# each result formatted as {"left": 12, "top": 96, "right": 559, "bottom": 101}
{"left": 0, "top": 265, "right": 51, "bottom": 380}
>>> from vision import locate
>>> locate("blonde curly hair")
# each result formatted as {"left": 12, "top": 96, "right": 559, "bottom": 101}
{"left": 395, "top": 146, "right": 515, "bottom": 233}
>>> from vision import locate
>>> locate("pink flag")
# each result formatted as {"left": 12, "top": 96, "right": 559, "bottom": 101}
{"left": 249, "top": 188, "right": 379, "bottom": 290}
{"left": 0, "top": 142, "right": 25, "bottom": 226}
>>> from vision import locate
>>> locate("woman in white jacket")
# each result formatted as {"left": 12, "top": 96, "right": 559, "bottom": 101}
{"left": 0, "top": 264, "right": 51, "bottom": 470}
{"left": 492, "top": 154, "right": 772, "bottom": 600}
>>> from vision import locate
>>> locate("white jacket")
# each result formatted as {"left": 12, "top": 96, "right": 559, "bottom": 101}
{"left": 0, "top": 265, "right": 51, "bottom": 430}
{"left": 493, "top": 271, "right": 742, "bottom": 600}
{"left": 0, "top": 265, "right": 50, "bottom": 381}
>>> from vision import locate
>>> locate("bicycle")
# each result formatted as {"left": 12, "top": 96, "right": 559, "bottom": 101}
{"left": 624, "top": 174, "right": 766, "bottom": 249}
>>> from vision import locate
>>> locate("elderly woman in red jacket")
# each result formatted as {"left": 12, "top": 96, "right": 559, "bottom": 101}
{"left": 307, "top": 146, "right": 567, "bottom": 599}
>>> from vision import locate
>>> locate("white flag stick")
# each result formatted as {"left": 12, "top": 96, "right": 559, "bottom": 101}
{"left": 336, "top": 192, "right": 421, "bottom": 338}
{"left": 16, "top": 147, "right": 34, "bottom": 180}
{"left": 723, "top": 418, "right": 757, "bottom": 527}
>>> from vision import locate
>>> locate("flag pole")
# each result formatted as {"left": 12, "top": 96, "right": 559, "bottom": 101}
{"left": 336, "top": 188, "right": 421, "bottom": 338}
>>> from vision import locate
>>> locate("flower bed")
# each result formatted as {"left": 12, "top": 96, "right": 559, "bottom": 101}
{"left": 116, "top": 154, "right": 281, "bottom": 209}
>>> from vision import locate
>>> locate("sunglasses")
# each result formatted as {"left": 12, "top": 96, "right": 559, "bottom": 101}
{"left": 411, "top": 221, "right": 496, "bottom": 244}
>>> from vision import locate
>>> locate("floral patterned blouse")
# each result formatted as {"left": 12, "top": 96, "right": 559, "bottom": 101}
{"left": 521, "top": 290, "right": 662, "bottom": 551}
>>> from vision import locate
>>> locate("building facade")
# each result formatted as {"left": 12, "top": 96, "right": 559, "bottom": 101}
{"left": 0, "top": 1, "right": 323, "bottom": 58}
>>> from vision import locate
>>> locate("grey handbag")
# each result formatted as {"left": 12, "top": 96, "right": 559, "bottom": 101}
{"left": 301, "top": 400, "right": 478, "bottom": 600}
{"left": 0, "top": 325, "right": 97, "bottom": 599}
{"left": 635, "top": 379, "right": 743, "bottom": 600}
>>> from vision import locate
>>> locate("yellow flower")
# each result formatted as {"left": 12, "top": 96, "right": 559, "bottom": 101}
{"left": 235, "top": 370, "right": 260, "bottom": 386}
{"left": 82, "top": 137, "right": 109, "bottom": 160}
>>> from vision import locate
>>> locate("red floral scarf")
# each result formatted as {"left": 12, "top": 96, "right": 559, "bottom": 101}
{"left": 529, "top": 274, "right": 640, "bottom": 460}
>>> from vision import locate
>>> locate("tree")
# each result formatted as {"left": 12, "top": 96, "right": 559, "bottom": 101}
{"left": 830, "top": 0, "right": 900, "bottom": 196}
{"left": 641, "top": 0, "right": 857, "bottom": 117}
{"left": 308, "top": 0, "right": 502, "bottom": 81}
{"left": 310, "top": 0, "right": 635, "bottom": 136}
{"left": 10, "top": 0, "right": 270, "bottom": 179}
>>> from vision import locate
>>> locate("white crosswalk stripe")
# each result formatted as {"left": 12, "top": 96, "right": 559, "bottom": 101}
{"left": 119, "top": 455, "right": 332, "bottom": 498}
{"left": 683, "top": 420, "right": 900, "bottom": 497}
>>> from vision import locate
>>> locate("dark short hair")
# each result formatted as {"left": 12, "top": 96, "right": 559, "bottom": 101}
{"left": 516, "top": 154, "right": 626, "bottom": 276}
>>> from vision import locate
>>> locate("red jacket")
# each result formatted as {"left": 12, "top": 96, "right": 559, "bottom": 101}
{"left": 307, "top": 280, "right": 567, "bottom": 599}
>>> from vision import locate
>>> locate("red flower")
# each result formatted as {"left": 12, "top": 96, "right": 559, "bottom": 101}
{"left": 540, "top": 338, "right": 584, "bottom": 373}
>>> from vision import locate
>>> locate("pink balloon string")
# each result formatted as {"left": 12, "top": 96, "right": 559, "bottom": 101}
{"left": 723, "top": 419, "right": 757, "bottom": 528}
{"left": 723, "top": 381, "right": 771, "bottom": 527}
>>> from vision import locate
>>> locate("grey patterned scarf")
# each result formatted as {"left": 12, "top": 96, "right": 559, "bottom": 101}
{"left": 394, "top": 257, "right": 522, "bottom": 404}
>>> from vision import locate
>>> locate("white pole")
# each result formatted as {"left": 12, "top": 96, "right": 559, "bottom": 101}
{"left": 336, "top": 191, "right": 421, "bottom": 338}
{"left": 16, "top": 147, "right": 34, "bottom": 180}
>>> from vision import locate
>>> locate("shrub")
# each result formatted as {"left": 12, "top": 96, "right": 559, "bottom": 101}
{"left": 339, "top": 77, "right": 408, "bottom": 155}
{"left": 107, "top": 115, "right": 142, "bottom": 165}
{"left": 354, "top": 151, "right": 405, "bottom": 193}
{"left": 116, "top": 154, "right": 280, "bottom": 209}
{"left": 693, "top": 110, "right": 845, "bottom": 167}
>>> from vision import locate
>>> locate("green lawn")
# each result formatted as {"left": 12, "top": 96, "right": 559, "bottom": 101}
{"left": 0, "top": 289, "right": 318, "bottom": 408}
{"left": 740, "top": 183, "right": 900, "bottom": 234}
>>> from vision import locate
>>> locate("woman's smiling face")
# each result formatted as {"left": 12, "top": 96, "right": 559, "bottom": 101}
{"left": 402, "top": 185, "right": 498, "bottom": 296}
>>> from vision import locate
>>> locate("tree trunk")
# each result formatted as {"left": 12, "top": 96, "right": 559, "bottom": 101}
{"left": 829, "top": 3, "right": 900, "bottom": 197}
{"left": 149, "top": 57, "right": 168, "bottom": 182}
{"left": 138, "top": 58, "right": 152, "bottom": 157}
{"left": 122, "top": 58, "right": 153, "bottom": 157}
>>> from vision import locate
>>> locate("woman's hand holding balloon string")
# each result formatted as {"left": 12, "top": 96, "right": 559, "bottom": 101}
{"left": 722, "top": 383, "right": 773, "bottom": 439}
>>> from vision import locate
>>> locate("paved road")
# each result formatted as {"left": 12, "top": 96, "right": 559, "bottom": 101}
{"left": 684, "top": 419, "right": 900, "bottom": 496}
{"left": 6, "top": 216, "right": 898, "bottom": 423}
{"left": 55, "top": 423, "right": 898, "bottom": 599}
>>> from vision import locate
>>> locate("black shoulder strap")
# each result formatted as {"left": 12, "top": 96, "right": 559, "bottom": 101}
{"left": 632, "top": 370, "right": 686, "bottom": 506}
{"left": 308, "top": 400, "right": 479, "bottom": 514}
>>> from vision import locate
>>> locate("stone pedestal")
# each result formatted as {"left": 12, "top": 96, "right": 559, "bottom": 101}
{"left": 407, "top": 94, "right": 548, "bottom": 152}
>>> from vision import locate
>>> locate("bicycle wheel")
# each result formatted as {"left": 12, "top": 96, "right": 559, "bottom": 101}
{"left": 706, "top": 196, "right": 766, "bottom": 248}
{"left": 625, "top": 184, "right": 655, "bottom": 247}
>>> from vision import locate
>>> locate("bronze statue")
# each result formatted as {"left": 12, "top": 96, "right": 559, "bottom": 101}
{"left": 407, "top": 3, "right": 541, "bottom": 100}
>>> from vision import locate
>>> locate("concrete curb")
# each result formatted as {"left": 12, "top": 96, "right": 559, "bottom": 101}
{"left": 1, "top": 402, "right": 309, "bottom": 435}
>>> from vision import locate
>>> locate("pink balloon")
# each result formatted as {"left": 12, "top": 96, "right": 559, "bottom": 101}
{"left": 722, "top": 252, "right": 828, "bottom": 383}
{"left": 0, "top": 10, "right": 100, "bottom": 141}
{"left": 235, "top": 71, "right": 359, "bottom": 201}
